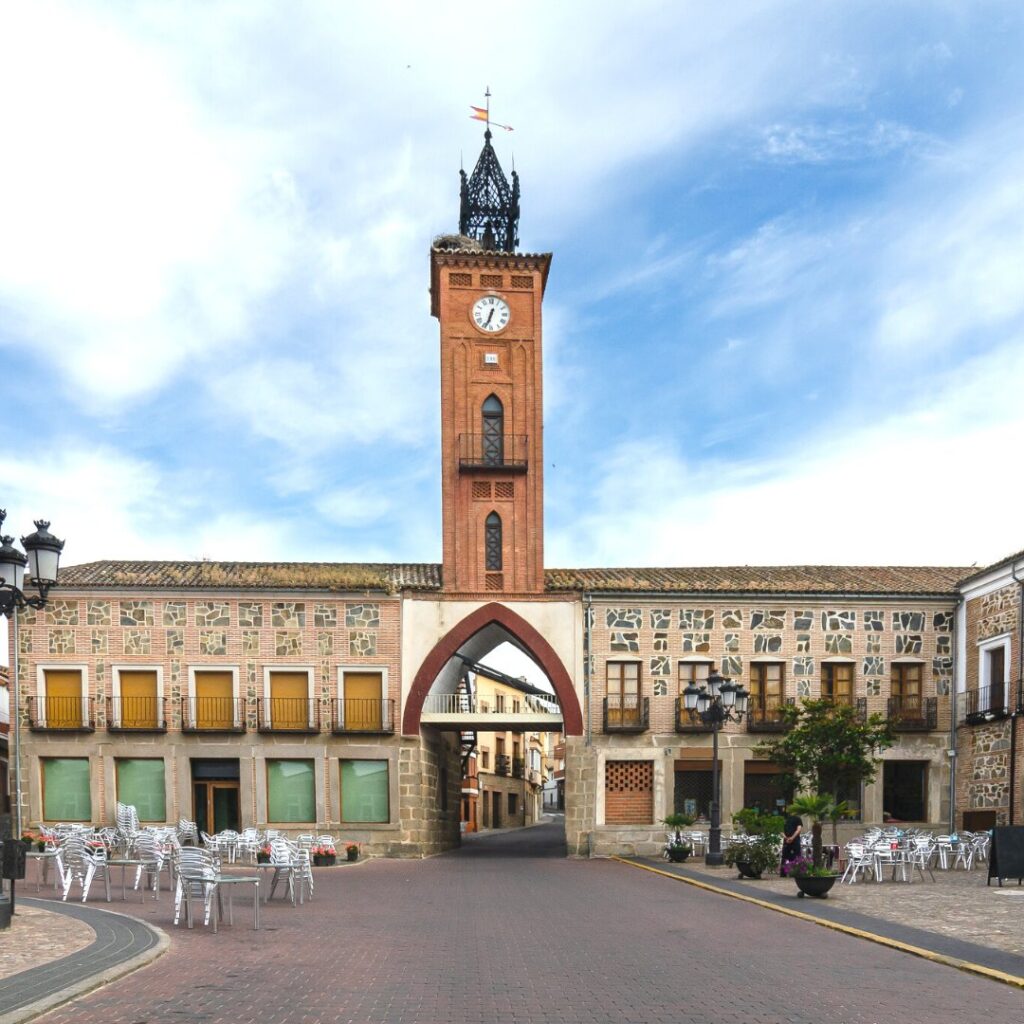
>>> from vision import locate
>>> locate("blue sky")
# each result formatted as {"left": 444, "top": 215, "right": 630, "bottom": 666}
{"left": 1, "top": 1, "right": 1023, "bottom": 575}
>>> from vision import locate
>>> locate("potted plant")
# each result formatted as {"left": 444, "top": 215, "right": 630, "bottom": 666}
{"left": 256, "top": 843, "right": 271, "bottom": 864}
{"left": 662, "top": 813, "right": 695, "bottom": 863}
{"left": 315, "top": 843, "right": 337, "bottom": 866}
{"left": 782, "top": 854, "right": 838, "bottom": 898}
{"left": 724, "top": 808, "right": 784, "bottom": 879}
{"left": 723, "top": 835, "right": 779, "bottom": 879}
{"left": 784, "top": 794, "right": 839, "bottom": 897}
{"left": 22, "top": 830, "right": 45, "bottom": 852}
{"left": 345, "top": 842, "right": 359, "bottom": 862}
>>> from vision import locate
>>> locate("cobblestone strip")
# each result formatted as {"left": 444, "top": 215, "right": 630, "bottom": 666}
{"left": 0, "top": 899, "right": 166, "bottom": 1024}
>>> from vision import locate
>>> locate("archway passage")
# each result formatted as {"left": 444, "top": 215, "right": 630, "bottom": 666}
{"left": 402, "top": 602, "right": 582, "bottom": 736}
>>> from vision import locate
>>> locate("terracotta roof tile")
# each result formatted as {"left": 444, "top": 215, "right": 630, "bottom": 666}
{"left": 55, "top": 561, "right": 441, "bottom": 593}
{"left": 958, "top": 547, "right": 1024, "bottom": 586}
{"left": 55, "top": 560, "right": 969, "bottom": 597}
{"left": 543, "top": 565, "right": 968, "bottom": 596}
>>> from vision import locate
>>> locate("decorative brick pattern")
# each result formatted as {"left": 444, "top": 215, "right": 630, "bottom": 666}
{"left": 199, "top": 631, "right": 227, "bottom": 656}
{"left": 863, "top": 610, "right": 884, "bottom": 631}
{"left": 314, "top": 605, "right": 338, "bottom": 628}
{"left": 721, "top": 609, "right": 743, "bottom": 628}
{"left": 650, "top": 609, "right": 671, "bottom": 629}
{"left": 123, "top": 630, "right": 151, "bottom": 656}
{"left": 750, "top": 610, "right": 785, "bottom": 630}
{"left": 276, "top": 631, "right": 302, "bottom": 657}
{"left": 895, "top": 634, "right": 923, "bottom": 655}
{"left": 196, "top": 601, "right": 230, "bottom": 627}
{"left": 87, "top": 600, "right": 111, "bottom": 626}
{"left": 120, "top": 601, "right": 154, "bottom": 627}
{"left": 650, "top": 656, "right": 670, "bottom": 676}
{"left": 825, "top": 633, "right": 853, "bottom": 654}
{"left": 893, "top": 611, "right": 925, "bottom": 631}
{"left": 793, "top": 656, "right": 814, "bottom": 676}
{"left": 653, "top": 632, "right": 668, "bottom": 652}
{"left": 91, "top": 630, "right": 107, "bottom": 654}
{"left": 609, "top": 632, "right": 639, "bottom": 653}
{"left": 754, "top": 634, "right": 782, "bottom": 654}
{"left": 345, "top": 603, "right": 380, "bottom": 629}
{"left": 162, "top": 602, "right": 186, "bottom": 626}
{"left": 724, "top": 633, "right": 740, "bottom": 652}
{"left": 349, "top": 631, "right": 376, "bottom": 657}
{"left": 793, "top": 610, "right": 813, "bottom": 630}
{"left": 47, "top": 600, "right": 79, "bottom": 625}
{"left": 679, "top": 609, "right": 714, "bottom": 630}
{"left": 238, "top": 602, "right": 264, "bottom": 628}
{"left": 606, "top": 608, "right": 642, "bottom": 629}
{"left": 682, "top": 633, "right": 710, "bottom": 653}
{"left": 822, "top": 610, "right": 855, "bottom": 631}
{"left": 272, "top": 602, "right": 305, "bottom": 628}
{"left": 49, "top": 628, "right": 75, "bottom": 655}
{"left": 243, "top": 629, "right": 260, "bottom": 655}
{"left": 494, "top": 481, "right": 515, "bottom": 500}
{"left": 318, "top": 631, "right": 333, "bottom": 656}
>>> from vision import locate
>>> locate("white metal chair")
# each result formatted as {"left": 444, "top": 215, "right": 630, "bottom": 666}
{"left": 60, "top": 834, "right": 111, "bottom": 903}
{"left": 174, "top": 847, "right": 221, "bottom": 930}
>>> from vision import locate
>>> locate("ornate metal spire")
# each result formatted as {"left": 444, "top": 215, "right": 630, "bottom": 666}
{"left": 459, "top": 91, "right": 520, "bottom": 252}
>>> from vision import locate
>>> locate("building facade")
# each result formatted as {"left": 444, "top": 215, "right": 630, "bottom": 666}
{"left": 5, "top": 129, "right": 1021, "bottom": 856}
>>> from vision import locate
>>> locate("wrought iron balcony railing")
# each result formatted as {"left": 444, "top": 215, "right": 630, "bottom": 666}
{"left": 107, "top": 696, "right": 167, "bottom": 732}
{"left": 964, "top": 682, "right": 1020, "bottom": 724}
{"left": 511, "top": 757, "right": 525, "bottom": 779}
{"left": 819, "top": 695, "right": 868, "bottom": 720}
{"left": 494, "top": 754, "right": 511, "bottom": 776}
{"left": 331, "top": 698, "right": 395, "bottom": 734}
{"left": 745, "top": 697, "right": 796, "bottom": 733}
{"left": 27, "top": 696, "right": 94, "bottom": 731}
{"left": 603, "top": 695, "right": 649, "bottom": 733}
{"left": 257, "top": 697, "right": 320, "bottom": 733}
{"left": 457, "top": 433, "right": 529, "bottom": 472}
{"left": 674, "top": 696, "right": 713, "bottom": 733}
{"left": 887, "top": 695, "right": 938, "bottom": 732}
{"left": 181, "top": 697, "right": 247, "bottom": 732}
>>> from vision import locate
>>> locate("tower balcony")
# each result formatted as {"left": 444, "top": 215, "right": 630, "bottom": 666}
{"left": 458, "top": 434, "right": 528, "bottom": 473}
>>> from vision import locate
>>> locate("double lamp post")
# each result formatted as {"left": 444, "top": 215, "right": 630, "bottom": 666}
{"left": 1, "top": 510, "right": 65, "bottom": 835}
{"left": 681, "top": 669, "right": 749, "bottom": 866}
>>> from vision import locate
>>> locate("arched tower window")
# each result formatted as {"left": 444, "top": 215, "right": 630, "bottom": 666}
{"left": 482, "top": 394, "right": 504, "bottom": 466}
{"left": 485, "top": 512, "right": 502, "bottom": 571}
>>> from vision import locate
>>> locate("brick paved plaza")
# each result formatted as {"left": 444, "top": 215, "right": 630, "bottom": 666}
{"left": 25, "top": 823, "right": 1023, "bottom": 1024}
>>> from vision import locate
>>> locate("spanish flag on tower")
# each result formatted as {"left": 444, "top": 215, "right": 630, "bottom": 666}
{"left": 470, "top": 95, "right": 513, "bottom": 132}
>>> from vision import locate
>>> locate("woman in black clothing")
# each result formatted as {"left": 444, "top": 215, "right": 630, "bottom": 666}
{"left": 780, "top": 811, "right": 802, "bottom": 874}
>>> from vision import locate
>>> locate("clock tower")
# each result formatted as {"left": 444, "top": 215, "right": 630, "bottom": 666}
{"left": 430, "top": 128, "right": 550, "bottom": 595}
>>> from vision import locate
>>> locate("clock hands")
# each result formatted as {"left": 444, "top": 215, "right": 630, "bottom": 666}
{"left": 484, "top": 307, "right": 495, "bottom": 327}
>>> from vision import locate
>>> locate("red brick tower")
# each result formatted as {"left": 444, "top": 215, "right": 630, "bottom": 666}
{"left": 430, "top": 127, "right": 550, "bottom": 594}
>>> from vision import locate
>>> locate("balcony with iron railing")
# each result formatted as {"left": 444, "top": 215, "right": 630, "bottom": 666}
{"left": 603, "top": 695, "right": 649, "bottom": 733}
{"left": 674, "top": 696, "right": 713, "bottom": 733}
{"left": 257, "top": 697, "right": 321, "bottom": 733}
{"left": 27, "top": 696, "right": 95, "bottom": 732}
{"left": 511, "top": 757, "right": 525, "bottom": 779}
{"left": 745, "top": 697, "right": 795, "bottom": 733}
{"left": 964, "top": 681, "right": 1020, "bottom": 725}
{"left": 457, "top": 433, "right": 529, "bottom": 472}
{"left": 107, "top": 696, "right": 168, "bottom": 732}
{"left": 887, "top": 695, "right": 938, "bottom": 732}
{"left": 421, "top": 692, "right": 561, "bottom": 716}
{"left": 181, "top": 697, "right": 247, "bottom": 733}
{"left": 331, "top": 698, "right": 395, "bottom": 734}
{"left": 820, "top": 695, "right": 868, "bottom": 720}
{"left": 494, "top": 753, "right": 511, "bottom": 776}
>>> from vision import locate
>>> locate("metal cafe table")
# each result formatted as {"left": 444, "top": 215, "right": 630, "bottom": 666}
{"left": 25, "top": 850, "right": 62, "bottom": 893}
{"left": 106, "top": 857, "right": 162, "bottom": 902}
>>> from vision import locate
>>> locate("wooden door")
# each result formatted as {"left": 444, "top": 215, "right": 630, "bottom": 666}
{"left": 119, "top": 670, "right": 158, "bottom": 727}
{"left": 194, "top": 671, "right": 234, "bottom": 728}
{"left": 344, "top": 672, "right": 383, "bottom": 731}
{"left": 44, "top": 670, "right": 82, "bottom": 727}
{"left": 270, "top": 671, "right": 309, "bottom": 728}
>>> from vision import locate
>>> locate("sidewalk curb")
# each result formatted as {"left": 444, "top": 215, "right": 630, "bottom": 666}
{"left": 0, "top": 903, "right": 169, "bottom": 1024}
{"left": 611, "top": 856, "right": 1024, "bottom": 991}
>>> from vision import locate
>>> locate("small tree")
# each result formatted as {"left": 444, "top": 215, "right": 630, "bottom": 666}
{"left": 787, "top": 793, "right": 832, "bottom": 867}
{"left": 754, "top": 698, "right": 894, "bottom": 813}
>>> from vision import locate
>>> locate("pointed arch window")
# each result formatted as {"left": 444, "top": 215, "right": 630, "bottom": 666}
{"left": 485, "top": 512, "right": 502, "bottom": 571}
{"left": 482, "top": 395, "right": 504, "bottom": 466}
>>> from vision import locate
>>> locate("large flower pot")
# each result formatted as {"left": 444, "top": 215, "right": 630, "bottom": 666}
{"left": 667, "top": 847, "right": 690, "bottom": 863}
{"left": 735, "top": 861, "right": 763, "bottom": 879}
{"left": 794, "top": 874, "right": 838, "bottom": 898}
{"left": 346, "top": 848, "right": 359, "bottom": 862}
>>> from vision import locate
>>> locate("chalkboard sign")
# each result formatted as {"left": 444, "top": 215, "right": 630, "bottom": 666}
{"left": 988, "top": 826, "right": 1024, "bottom": 886}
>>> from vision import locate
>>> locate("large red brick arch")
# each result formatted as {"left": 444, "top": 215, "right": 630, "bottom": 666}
{"left": 402, "top": 602, "right": 583, "bottom": 736}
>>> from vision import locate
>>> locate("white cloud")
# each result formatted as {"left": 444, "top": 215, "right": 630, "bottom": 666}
{"left": 548, "top": 341, "right": 1024, "bottom": 568}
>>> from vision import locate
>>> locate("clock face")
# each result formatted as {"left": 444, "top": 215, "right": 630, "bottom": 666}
{"left": 472, "top": 294, "right": 511, "bottom": 333}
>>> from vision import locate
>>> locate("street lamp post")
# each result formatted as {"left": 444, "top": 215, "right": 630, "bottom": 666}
{"left": 1, "top": 511, "right": 65, "bottom": 834}
{"left": 682, "top": 669, "right": 749, "bottom": 866}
